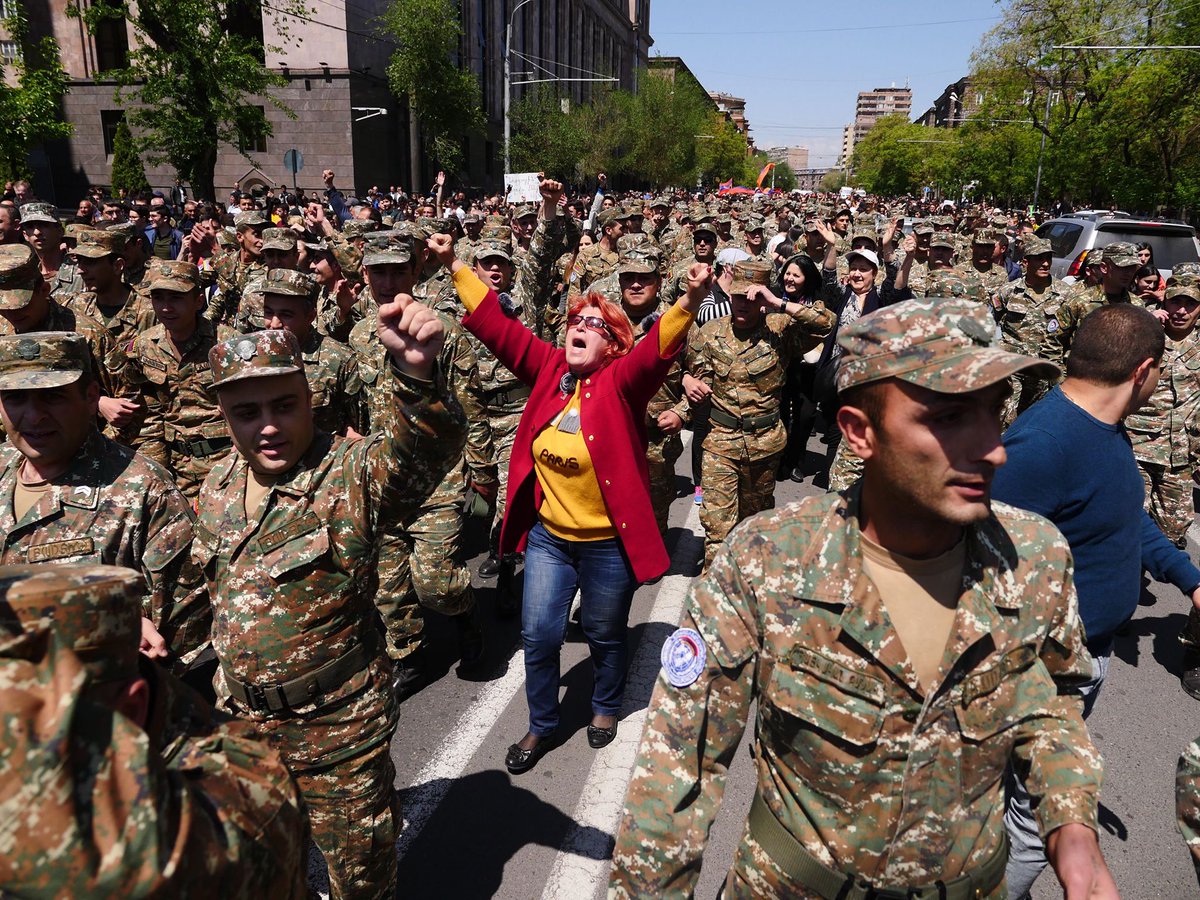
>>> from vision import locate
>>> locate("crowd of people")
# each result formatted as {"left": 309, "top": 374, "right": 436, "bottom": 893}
{"left": 2, "top": 165, "right": 1200, "bottom": 898}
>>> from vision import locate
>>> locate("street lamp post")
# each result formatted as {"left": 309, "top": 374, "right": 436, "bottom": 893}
{"left": 503, "top": 0, "right": 537, "bottom": 176}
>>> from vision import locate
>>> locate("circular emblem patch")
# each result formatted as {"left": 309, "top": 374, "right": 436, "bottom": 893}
{"left": 1047, "top": 319, "right": 1059, "bottom": 333}
{"left": 661, "top": 627, "right": 707, "bottom": 688}
{"left": 15, "top": 338, "right": 38, "bottom": 360}
{"left": 235, "top": 339, "right": 257, "bottom": 361}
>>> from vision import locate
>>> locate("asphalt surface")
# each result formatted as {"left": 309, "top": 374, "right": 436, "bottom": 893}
{"left": 308, "top": 432, "right": 1200, "bottom": 899}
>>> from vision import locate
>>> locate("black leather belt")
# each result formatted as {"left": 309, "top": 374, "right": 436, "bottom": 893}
{"left": 747, "top": 793, "right": 1007, "bottom": 900}
{"left": 223, "top": 635, "right": 375, "bottom": 714}
{"left": 709, "top": 407, "right": 780, "bottom": 432}
{"left": 171, "top": 435, "right": 232, "bottom": 458}
{"left": 485, "top": 385, "right": 532, "bottom": 408}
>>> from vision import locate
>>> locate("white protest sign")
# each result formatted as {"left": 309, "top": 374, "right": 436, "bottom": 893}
{"left": 504, "top": 172, "right": 542, "bottom": 203}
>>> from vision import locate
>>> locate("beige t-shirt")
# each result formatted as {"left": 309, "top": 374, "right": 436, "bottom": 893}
{"left": 860, "top": 532, "right": 966, "bottom": 693}
{"left": 244, "top": 471, "right": 277, "bottom": 520}
{"left": 13, "top": 478, "right": 51, "bottom": 522}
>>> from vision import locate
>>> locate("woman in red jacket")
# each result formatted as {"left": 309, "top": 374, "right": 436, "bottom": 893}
{"left": 429, "top": 190, "right": 707, "bottom": 774}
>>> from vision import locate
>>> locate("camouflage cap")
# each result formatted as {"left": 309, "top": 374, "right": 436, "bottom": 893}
{"left": 513, "top": 203, "right": 538, "bottom": 220}
{"left": 484, "top": 213, "right": 508, "bottom": 228}
{"left": 234, "top": 210, "right": 270, "bottom": 230}
{"left": 463, "top": 212, "right": 483, "bottom": 225}
{"left": 616, "top": 242, "right": 662, "bottom": 276}
{"left": 971, "top": 229, "right": 997, "bottom": 246}
{"left": 260, "top": 227, "right": 298, "bottom": 252}
{"left": 837, "top": 297, "right": 1059, "bottom": 394}
{"left": 209, "top": 329, "right": 304, "bottom": 389}
{"left": 912, "top": 219, "right": 934, "bottom": 235}
{"left": 1102, "top": 241, "right": 1140, "bottom": 267}
{"left": 930, "top": 233, "right": 956, "bottom": 250}
{"left": 148, "top": 260, "right": 201, "bottom": 293}
{"left": 106, "top": 221, "right": 138, "bottom": 240}
{"left": 1173, "top": 262, "right": 1200, "bottom": 278}
{"left": 649, "top": 195, "right": 672, "bottom": 210}
{"left": 716, "top": 214, "right": 733, "bottom": 226}
{"left": 331, "top": 242, "right": 361, "bottom": 278}
{"left": 18, "top": 202, "right": 59, "bottom": 226}
{"left": 693, "top": 221, "right": 719, "bottom": 242}
{"left": 71, "top": 228, "right": 125, "bottom": 259}
{"left": 361, "top": 230, "right": 415, "bottom": 268}
{"left": 0, "top": 245, "right": 42, "bottom": 310}
{"left": 927, "top": 269, "right": 988, "bottom": 304}
{"left": 0, "top": 564, "right": 142, "bottom": 683}
{"left": 260, "top": 267, "right": 318, "bottom": 302}
{"left": 932, "top": 215, "right": 955, "bottom": 230}
{"left": 743, "top": 215, "right": 765, "bottom": 233}
{"left": 0, "top": 332, "right": 92, "bottom": 390}
{"left": 474, "top": 225, "right": 514, "bottom": 263}
{"left": 341, "top": 219, "right": 377, "bottom": 240}
{"left": 595, "top": 207, "right": 620, "bottom": 230}
{"left": 1166, "top": 272, "right": 1200, "bottom": 302}
{"left": 431, "top": 216, "right": 459, "bottom": 234}
{"left": 63, "top": 223, "right": 87, "bottom": 242}
{"left": 803, "top": 218, "right": 822, "bottom": 233}
{"left": 1023, "top": 236, "right": 1052, "bottom": 257}
{"left": 728, "top": 259, "right": 773, "bottom": 296}
{"left": 850, "top": 226, "right": 879, "bottom": 247}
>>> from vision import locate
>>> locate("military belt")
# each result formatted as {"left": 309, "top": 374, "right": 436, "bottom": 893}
{"left": 708, "top": 407, "right": 780, "bottom": 433}
{"left": 223, "top": 632, "right": 377, "bottom": 715}
{"left": 172, "top": 435, "right": 233, "bottom": 458}
{"left": 485, "top": 384, "right": 532, "bottom": 408}
{"left": 746, "top": 793, "right": 1007, "bottom": 900}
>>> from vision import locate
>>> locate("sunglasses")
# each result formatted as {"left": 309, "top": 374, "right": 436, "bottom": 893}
{"left": 567, "top": 314, "right": 614, "bottom": 337}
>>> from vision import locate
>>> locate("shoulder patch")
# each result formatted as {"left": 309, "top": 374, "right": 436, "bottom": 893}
{"left": 661, "top": 627, "right": 707, "bottom": 687}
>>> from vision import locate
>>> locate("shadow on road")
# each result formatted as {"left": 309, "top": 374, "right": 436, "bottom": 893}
{"left": 394, "top": 770, "right": 614, "bottom": 898}
{"left": 1113, "top": 611, "right": 1187, "bottom": 675}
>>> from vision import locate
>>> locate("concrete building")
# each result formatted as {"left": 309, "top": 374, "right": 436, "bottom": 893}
{"left": 838, "top": 123, "right": 855, "bottom": 168}
{"left": 20, "top": 0, "right": 653, "bottom": 202}
{"left": 914, "top": 77, "right": 982, "bottom": 128}
{"left": 793, "top": 167, "right": 832, "bottom": 193}
{"left": 766, "top": 145, "right": 809, "bottom": 171}
{"left": 839, "top": 85, "right": 911, "bottom": 167}
{"left": 709, "top": 91, "right": 753, "bottom": 150}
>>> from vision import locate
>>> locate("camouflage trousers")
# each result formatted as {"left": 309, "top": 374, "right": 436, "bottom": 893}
{"left": 1001, "top": 372, "right": 1054, "bottom": 430}
{"left": 487, "top": 409, "right": 522, "bottom": 552}
{"left": 173, "top": 452, "right": 227, "bottom": 504}
{"left": 647, "top": 431, "right": 684, "bottom": 534}
{"left": 700, "top": 448, "right": 779, "bottom": 568}
{"left": 374, "top": 498, "right": 475, "bottom": 661}
{"left": 294, "top": 739, "right": 399, "bottom": 900}
{"left": 1139, "top": 460, "right": 1194, "bottom": 549}
{"left": 827, "top": 437, "right": 864, "bottom": 492}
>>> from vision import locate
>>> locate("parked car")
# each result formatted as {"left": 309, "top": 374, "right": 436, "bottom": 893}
{"left": 1036, "top": 213, "right": 1200, "bottom": 281}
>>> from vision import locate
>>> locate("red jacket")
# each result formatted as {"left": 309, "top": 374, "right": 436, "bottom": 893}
{"left": 463, "top": 290, "right": 682, "bottom": 583}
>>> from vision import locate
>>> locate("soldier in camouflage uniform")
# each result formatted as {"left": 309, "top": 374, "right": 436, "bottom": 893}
{"left": 110, "top": 261, "right": 234, "bottom": 500}
{"left": 957, "top": 229, "right": 1011, "bottom": 306}
{"left": 994, "top": 236, "right": 1069, "bottom": 423}
{"left": 686, "top": 260, "right": 835, "bottom": 567}
{"left": 569, "top": 206, "right": 622, "bottom": 299}
{"left": 0, "top": 332, "right": 209, "bottom": 670}
{"left": 456, "top": 211, "right": 484, "bottom": 262}
{"left": 611, "top": 297, "right": 1114, "bottom": 899}
{"left": 233, "top": 226, "right": 301, "bottom": 333}
{"left": 315, "top": 239, "right": 369, "bottom": 343}
{"left": 350, "top": 231, "right": 493, "bottom": 693}
{"left": 261, "top": 266, "right": 364, "bottom": 436}
{"left": 206, "top": 210, "right": 269, "bottom": 328}
{"left": 663, "top": 220, "right": 719, "bottom": 305}
{"left": 0, "top": 563, "right": 310, "bottom": 899}
{"left": 435, "top": 187, "right": 567, "bottom": 583}
{"left": 195, "top": 324, "right": 464, "bottom": 900}
{"left": 1179, "top": 735, "right": 1200, "bottom": 886}
{"left": 1053, "top": 241, "right": 1145, "bottom": 351}
{"left": 20, "top": 201, "right": 82, "bottom": 298}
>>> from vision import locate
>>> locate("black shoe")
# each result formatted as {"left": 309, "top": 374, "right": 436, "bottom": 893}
{"left": 496, "top": 561, "right": 519, "bottom": 618}
{"left": 1183, "top": 650, "right": 1200, "bottom": 700}
{"left": 454, "top": 609, "right": 485, "bottom": 669}
{"left": 478, "top": 553, "right": 501, "bottom": 579}
{"left": 391, "top": 652, "right": 427, "bottom": 704}
{"left": 505, "top": 733, "right": 555, "bottom": 774}
{"left": 789, "top": 466, "right": 806, "bottom": 484}
{"left": 587, "top": 722, "right": 617, "bottom": 748}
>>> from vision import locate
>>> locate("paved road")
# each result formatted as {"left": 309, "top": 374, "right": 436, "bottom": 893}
{"left": 308, "top": 433, "right": 1200, "bottom": 898}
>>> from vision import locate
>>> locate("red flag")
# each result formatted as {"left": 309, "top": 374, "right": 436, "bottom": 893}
{"left": 755, "top": 163, "right": 775, "bottom": 189}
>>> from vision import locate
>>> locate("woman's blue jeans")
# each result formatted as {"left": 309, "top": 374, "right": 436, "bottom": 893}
{"left": 521, "top": 521, "right": 638, "bottom": 737}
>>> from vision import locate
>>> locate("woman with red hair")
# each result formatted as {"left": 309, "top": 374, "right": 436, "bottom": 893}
{"left": 429, "top": 180, "right": 708, "bottom": 774}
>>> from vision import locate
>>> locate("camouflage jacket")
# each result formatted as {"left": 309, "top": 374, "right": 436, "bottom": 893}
{"left": 455, "top": 235, "right": 482, "bottom": 263}
{"left": 109, "top": 318, "right": 234, "bottom": 482}
{"left": 300, "top": 330, "right": 364, "bottom": 436}
{"left": 205, "top": 250, "right": 267, "bottom": 327}
{"left": 1127, "top": 328, "right": 1200, "bottom": 469}
{"left": 0, "top": 299, "right": 113, "bottom": 395}
{"left": 63, "top": 286, "right": 158, "bottom": 347}
{"left": 350, "top": 306, "right": 494, "bottom": 491}
{"left": 0, "top": 626, "right": 308, "bottom": 899}
{"left": 1179, "top": 735, "right": 1200, "bottom": 886}
{"left": 686, "top": 307, "right": 836, "bottom": 459}
{"left": 1054, "top": 283, "right": 1143, "bottom": 349}
{"left": 611, "top": 489, "right": 1101, "bottom": 898}
{"left": 48, "top": 258, "right": 83, "bottom": 299}
{"left": 994, "top": 277, "right": 1070, "bottom": 366}
{"left": 317, "top": 282, "right": 374, "bottom": 344}
{"left": 192, "top": 366, "right": 465, "bottom": 768}
{"left": 0, "top": 431, "right": 209, "bottom": 665}
{"left": 437, "top": 214, "right": 566, "bottom": 397}
{"left": 568, "top": 242, "right": 619, "bottom": 299}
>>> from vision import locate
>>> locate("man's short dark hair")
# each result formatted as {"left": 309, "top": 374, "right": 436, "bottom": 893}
{"left": 1066, "top": 304, "right": 1165, "bottom": 386}
{"left": 838, "top": 381, "right": 887, "bottom": 430}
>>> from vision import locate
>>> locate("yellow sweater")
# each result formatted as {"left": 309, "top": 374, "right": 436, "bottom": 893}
{"left": 452, "top": 266, "right": 694, "bottom": 542}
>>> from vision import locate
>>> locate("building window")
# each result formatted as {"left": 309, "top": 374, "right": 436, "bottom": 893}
{"left": 0, "top": 40, "right": 20, "bottom": 66}
{"left": 236, "top": 106, "right": 268, "bottom": 154}
{"left": 101, "top": 109, "right": 124, "bottom": 157}
{"left": 0, "top": 0, "right": 17, "bottom": 18}
{"left": 95, "top": 18, "right": 128, "bottom": 71}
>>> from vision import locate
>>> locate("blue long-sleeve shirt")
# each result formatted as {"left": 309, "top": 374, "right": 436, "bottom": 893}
{"left": 993, "top": 386, "right": 1200, "bottom": 653}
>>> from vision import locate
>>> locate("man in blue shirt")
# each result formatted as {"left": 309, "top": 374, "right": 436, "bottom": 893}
{"left": 993, "top": 303, "right": 1200, "bottom": 898}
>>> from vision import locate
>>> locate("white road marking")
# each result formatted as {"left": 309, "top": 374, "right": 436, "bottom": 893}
{"left": 539, "top": 498, "right": 702, "bottom": 900}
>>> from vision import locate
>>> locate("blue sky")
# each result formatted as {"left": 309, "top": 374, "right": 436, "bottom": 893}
{"left": 648, "top": 0, "right": 1004, "bottom": 166}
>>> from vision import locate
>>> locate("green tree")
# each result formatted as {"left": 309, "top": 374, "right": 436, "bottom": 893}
{"left": 381, "top": 0, "right": 484, "bottom": 181}
{"left": 508, "top": 87, "right": 586, "bottom": 179}
{"left": 110, "top": 119, "right": 149, "bottom": 195}
{"left": 695, "top": 115, "right": 749, "bottom": 187}
{"left": 849, "top": 116, "right": 957, "bottom": 197}
{"left": 613, "top": 68, "right": 709, "bottom": 187}
{"left": 68, "top": 0, "right": 306, "bottom": 201}
{"left": 0, "top": 5, "right": 72, "bottom": 182}
{"left": 820, "top": 169, "right": 849, "bottom": 193}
